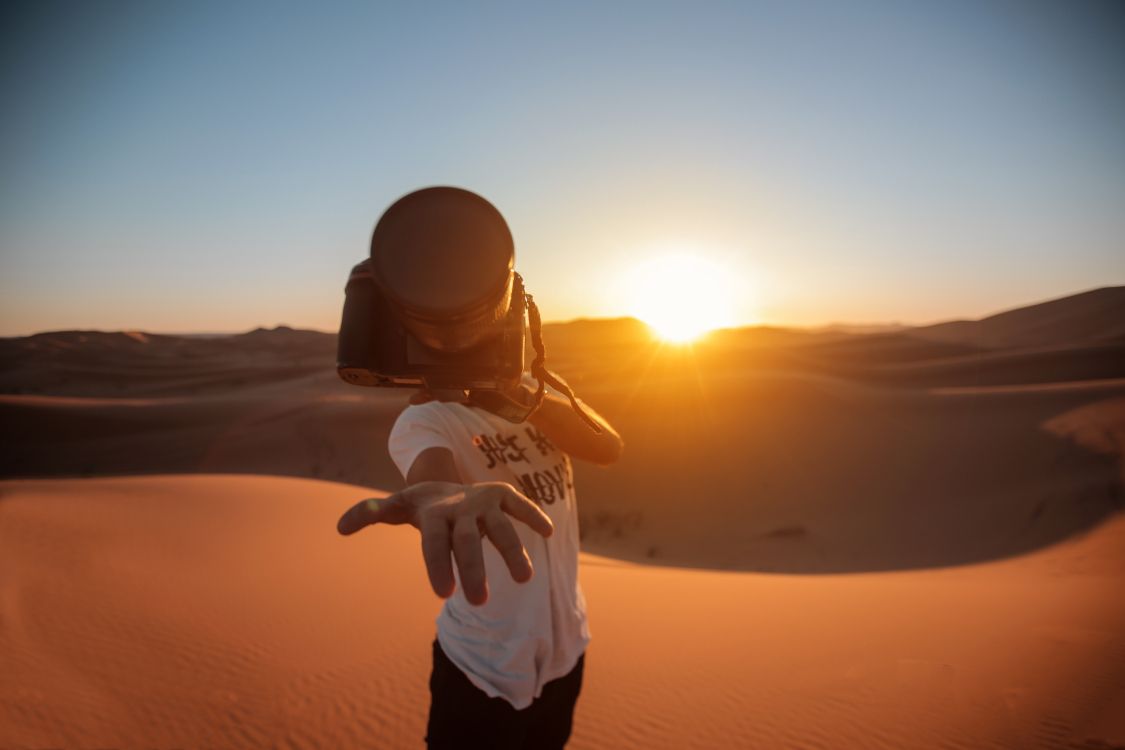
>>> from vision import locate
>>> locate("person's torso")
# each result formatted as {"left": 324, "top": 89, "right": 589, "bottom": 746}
{"left": 394, "top": 401, "right": 589, "bottom": 709}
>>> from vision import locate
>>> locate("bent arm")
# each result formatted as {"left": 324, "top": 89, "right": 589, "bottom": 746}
{"left": 528, "top": 391, "right": 623, "bottom": 466}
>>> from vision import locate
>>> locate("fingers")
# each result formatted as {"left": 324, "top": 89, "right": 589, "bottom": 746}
{"left": 337, "top": 495, "right": 409, "bottom": 535}
{"left": 496, "top": 488, "right": 554, "bottom": 538}
{"left": 337, "top": 482, "right": 548, "bottom": 607}
{"left": 482, "top": 508, "right": 534, "bottom": 583}
{"left": 451, "top": 515, "right": 488, "bottom": 605}
{"left": 420, "top": 515, "right": 455, "bottom": 599}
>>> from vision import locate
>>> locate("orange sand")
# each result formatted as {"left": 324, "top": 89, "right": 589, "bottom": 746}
{"left": 2, "top": 475, "right": 1122, "bottom": 749}
{"left": 3, "top": 290, "right": 1125, "bottom": 748}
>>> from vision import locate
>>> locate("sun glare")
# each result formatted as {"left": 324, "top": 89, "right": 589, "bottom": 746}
{"left": 626, "top": 254, "right": 736, "bottom": 343}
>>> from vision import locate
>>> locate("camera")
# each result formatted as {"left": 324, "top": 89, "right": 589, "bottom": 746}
{"left": 337, "top": 186, "right": 600, "bottom": 430}
{"left": 337, "top": 186, "right": 525, "bottom": 392}
{"left": 337, "top": 261, "right": 526, "bottom": 392}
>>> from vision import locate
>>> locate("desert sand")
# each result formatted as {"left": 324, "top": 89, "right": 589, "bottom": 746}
{"left": 2, "top": 475, "right": 1123, "bottom": 749}
{"left": 2, "top": 287, "right": 1124, "bottom": 748}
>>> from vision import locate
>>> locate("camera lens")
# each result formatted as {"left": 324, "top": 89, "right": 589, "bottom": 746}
{"left": 371, "top": 187, "right": 515, "bottom": 352}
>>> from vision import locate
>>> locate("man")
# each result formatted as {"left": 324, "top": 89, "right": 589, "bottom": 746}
{"left": 338, "top": 377, "right": 623, "bottom": 749}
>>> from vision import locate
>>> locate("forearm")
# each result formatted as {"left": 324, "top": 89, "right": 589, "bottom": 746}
{"left": 528, "top": 391, "right": 623, "bottom": 465}
{"left": 407, "top": 446, "right": 463, "bottom": 486}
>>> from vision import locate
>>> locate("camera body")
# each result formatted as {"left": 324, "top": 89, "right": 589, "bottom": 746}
{"left": 335, "top": 186, "right": 599, "bottom": 431}
{"left": 337, "top": 258, "right": 526, "bottom": 392}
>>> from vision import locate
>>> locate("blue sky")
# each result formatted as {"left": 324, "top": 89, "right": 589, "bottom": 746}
{"left": 2, "top": 0, "right": 1123, "bottom": 335}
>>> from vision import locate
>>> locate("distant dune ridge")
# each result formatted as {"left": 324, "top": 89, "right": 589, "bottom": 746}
{"left": 914, "top": 286, "right": 1125, "bottom": 349}
{"left": 2, "top": 286, "right": 1125, "bottom": 748}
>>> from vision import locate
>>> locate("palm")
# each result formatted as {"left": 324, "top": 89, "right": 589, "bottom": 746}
{"left": 337, "top": 481, "right": 553, "bottom": 605}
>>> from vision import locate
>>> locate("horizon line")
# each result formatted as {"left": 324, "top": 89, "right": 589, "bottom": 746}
{"left": 4, "top": 283, "right": 1121, "bottom": 340}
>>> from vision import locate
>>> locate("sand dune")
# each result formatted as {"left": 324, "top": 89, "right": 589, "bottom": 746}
{"left": 2, "top": 288, "right": 1124, "bottom": 747}
{"left": 2, "top": 474, "right": 1122, "bottom": 749}
{"left": 571, "top": 376, "right": 1124, "bottom": 572}
{"left": 914, "top": 286, "right": 1125, "bottom": 350}
{"left": 4, "top": 326, "right": 1122, "bottom": 573}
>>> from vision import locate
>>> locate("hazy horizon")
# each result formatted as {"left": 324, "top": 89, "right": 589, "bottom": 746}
{"left": 2, "top": 1, "right": 1123, "bottom": 337}
{"left": 6, "top": 282, "right": 1120, "bottom": 340}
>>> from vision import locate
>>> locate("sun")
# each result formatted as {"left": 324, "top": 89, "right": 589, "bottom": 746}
{"left": 626, "top": 254, "right": 736, "bottom": 343}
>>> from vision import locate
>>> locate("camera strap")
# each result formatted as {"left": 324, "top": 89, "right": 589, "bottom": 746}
{"left": 519, "top": 274, "right": 603, "bottom": 435}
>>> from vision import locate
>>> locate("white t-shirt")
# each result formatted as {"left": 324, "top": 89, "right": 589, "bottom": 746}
{"left": 388, "top": 400, "right": 590, "bottom": 710}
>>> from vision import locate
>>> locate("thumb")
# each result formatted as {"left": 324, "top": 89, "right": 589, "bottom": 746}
{"left": 337, "top": 494, "right": 411, "bottom": 535}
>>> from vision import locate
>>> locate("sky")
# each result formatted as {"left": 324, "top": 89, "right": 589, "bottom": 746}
{"left": 1, "top": 0, "right": 1123, "bottom": 336}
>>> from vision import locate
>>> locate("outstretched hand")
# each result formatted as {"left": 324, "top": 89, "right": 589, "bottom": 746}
{"left": 337, "top": 481, "right": 553, "bottom": 605}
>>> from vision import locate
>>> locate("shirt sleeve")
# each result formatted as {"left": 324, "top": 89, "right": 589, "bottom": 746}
{"left": 387, "top": 404, "right": 456, "bottom": 480}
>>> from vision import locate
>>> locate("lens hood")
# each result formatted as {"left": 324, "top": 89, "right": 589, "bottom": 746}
{"left": 370, "top": 186, "right": 515, "bottom": 352}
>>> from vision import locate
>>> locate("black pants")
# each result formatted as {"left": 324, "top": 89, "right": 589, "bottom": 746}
{"left": 426, "top": 640, "right": 585, "bottom": 750}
